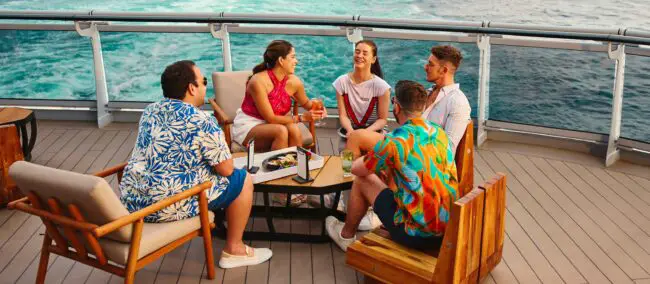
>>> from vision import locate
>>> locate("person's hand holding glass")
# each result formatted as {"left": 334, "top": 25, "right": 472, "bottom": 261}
{"left": 310, "top": 96, "right": 327, "bottom": 127}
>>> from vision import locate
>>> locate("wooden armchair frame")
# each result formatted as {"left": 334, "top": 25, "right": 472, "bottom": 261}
{"left": 455, "top": 120, "right": 475, "bottom": 197}
{"left": 8, "top": 163, "right": 216, "bottom": 284}
{"left": 347, "top": 173, "right": 506, "bottom": 284}
{"left": 208, "top": 98, "right": 317, "bottom": 152}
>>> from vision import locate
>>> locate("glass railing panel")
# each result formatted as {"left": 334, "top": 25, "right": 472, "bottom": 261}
{"left": 230, "top": 33, "right": 480, "bottom": 110}
{"left": 621, "top": 54, "right": 650, "bottom": 143}
{"left": 489, "top": 45, "right": 615, "bottom": 134}
{"left": 0, "top": 30, "right": 95, "bottom": 100}
{"left": 102, "top": 32, "right": 223, "bottom": 102}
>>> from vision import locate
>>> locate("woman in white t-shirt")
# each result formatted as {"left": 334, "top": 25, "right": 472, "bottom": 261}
{"left": 330, "top": 40, "right": 390, "bottom": 231}
{"left": 333, "top": 40, "right": 391, "bottom": 141}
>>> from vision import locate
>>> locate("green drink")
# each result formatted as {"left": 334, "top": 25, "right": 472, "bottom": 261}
{"left": 341, "top": 149, "right": 353, "bottom": 177}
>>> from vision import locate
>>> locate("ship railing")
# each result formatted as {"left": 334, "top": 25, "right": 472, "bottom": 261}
{"left": 0, "top": 10, "right": 649, "bottom": 166}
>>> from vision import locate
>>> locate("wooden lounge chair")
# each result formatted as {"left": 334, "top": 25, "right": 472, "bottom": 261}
{"left": 346, "top": 173, "right": 506, "bottom": 284}
{"left": 1, "top": 124, "right": 24, "bottom": 208}
{"left": 455, "top": 120, "right": 475, "bottom": 197}
{"left": 207, "top": 70, "right": 317, "bottom": 153}
{"left": 7, "top": 161, "right": 217, "bottom": 284}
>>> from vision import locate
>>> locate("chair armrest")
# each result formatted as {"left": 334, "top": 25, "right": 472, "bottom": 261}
{"left": 208, "top": 98, "right": 233, "bottom": 125}
{"left": 93, "top": 162, "right": 127, "bottom": 178}
{"left": 93, "top": 181, "right": 213, "bottom": 237}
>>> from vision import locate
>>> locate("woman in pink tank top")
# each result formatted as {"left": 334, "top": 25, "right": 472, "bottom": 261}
{"left": 232, "top": 40, "right": 324, "bottom": 151}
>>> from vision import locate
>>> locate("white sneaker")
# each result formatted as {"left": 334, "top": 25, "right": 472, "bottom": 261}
{"left": 357, "top": 210, "right": 381, "bottom": 231}
{"left": 325, "top": 216, "right": 356, "bottom": 251}
{"left": 218, "top": 245, "right": 273, "bottom": 269}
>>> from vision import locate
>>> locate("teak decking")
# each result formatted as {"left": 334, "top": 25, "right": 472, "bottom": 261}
{"left": 1, "top": 120, "right": 650, "bottom": 284}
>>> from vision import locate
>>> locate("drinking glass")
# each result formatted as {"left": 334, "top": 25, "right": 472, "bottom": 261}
{"left": 310, "top": 97, "right": 326, "bottom": 127}
{"left": 340, "top": 149, "right": 353, "bottom": 178}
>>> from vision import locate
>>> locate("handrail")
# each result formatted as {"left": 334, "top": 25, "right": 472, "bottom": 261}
{"left": 1, "top": 10, "right": 650, "bottom": 45}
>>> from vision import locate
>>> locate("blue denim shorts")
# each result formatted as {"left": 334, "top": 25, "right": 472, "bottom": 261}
{"left": 373, "top": 189, "right": 443, "bottom": 250}
{"left": 208, "top": 168, "right": 247, "bottom": 210}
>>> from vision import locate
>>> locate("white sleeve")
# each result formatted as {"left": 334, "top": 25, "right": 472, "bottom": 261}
{"left": 444, "top": 94, "right": 471, "bottom": 155}
{"left": 332, "top": 74, "right": 346, "bottom": 94}
{"left": 374, "top": 78, "right": 391, "bottom": 97}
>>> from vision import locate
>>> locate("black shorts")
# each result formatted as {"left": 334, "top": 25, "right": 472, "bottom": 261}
{"left": 373, "top": 189, "right": 443, "bottom": 250}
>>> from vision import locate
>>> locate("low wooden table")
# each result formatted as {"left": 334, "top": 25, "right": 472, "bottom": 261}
{"left": 214, "top": 154, "right": 354, "bottom": 243}
{"left": 0, "top": 107, "right": 37, "bottom": 161}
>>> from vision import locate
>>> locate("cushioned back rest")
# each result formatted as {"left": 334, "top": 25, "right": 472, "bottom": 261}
{"left": 9, "top": 161, "right": 132, "bottom": 242}
{"left": 213, "top": 71, "right": 253, "bottom": 119}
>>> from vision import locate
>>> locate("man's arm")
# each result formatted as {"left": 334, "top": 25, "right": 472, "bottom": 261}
{"left": 346, "top": 129, "right": 384, "bottom": 158}
{"left": 351, "top": 156, "right": 371, "bottom": 177}
{"left": 213, "top": 159, "right": 234, "bottom": 177}
{"left": 444, "top": 96, "right": 471, "bottom": 154}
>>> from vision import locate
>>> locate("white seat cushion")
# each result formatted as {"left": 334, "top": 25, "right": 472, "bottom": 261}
{"left": 99, "top": 211, "right": 214, "bottom": 265}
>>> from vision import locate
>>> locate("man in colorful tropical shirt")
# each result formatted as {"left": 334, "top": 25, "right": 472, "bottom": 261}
{"left": 119, "top": 60, "right": 272, "bottom": 269}
{"left": 326, "top": 80, "right": 459, "bottom": 251}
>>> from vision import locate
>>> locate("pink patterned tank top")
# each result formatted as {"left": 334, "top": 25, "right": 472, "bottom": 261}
{"left": 241, "top": 69, "right": 292, "bottom": 120}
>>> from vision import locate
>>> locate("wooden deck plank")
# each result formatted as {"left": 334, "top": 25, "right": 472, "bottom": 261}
{"left": 599, "top": 170, "right": 650, "bottom": 210}
{"left": 0, "top": 209, "right": 15, "bottom": 227}
{"left": 29, "top": 129, "right": 65, "bottom": 158}
{"left": 290, "top": 218, "right": 313, "bottom": 284}
{"left": 154, "top": 242, "right": 191, "bottom": 284}
{"left": 46, "top": 129, "right": 93, "bottom": 168}
{"left": 518, "top": 154, "right": 650, "bottom": 275}
{"left": 57, "top": 129, "right": 103, "bottom": 171}
{"left": 475, "top": 151, "right": 608, "bottom": 284}
{"left": 85, "top": 130, "right": 131, "bottom": 174}
{"left": 567, "top": 163, "right": 650, "bottom": 236}
{"left": 199, "top": 237, "right": 226, "bottom": 284}
{"left": 84, "top": 268, "right": 112, "bottom": 284}
{"left": 16, "top": 254, "right": 61, "bottom": 284}
{"left": 544, "top": 158, "right": 650, "bottom": 253}
{"left": 177, "top": 238, "right": 208, "bottom": 284}
{"left": 532, "top": 157, "right": 650, "bottom": 254}
{"left": 46, "top": 129, "right": 79, "bottom": 154}
{"left": 634, "top": 278, "right": 650, "bottom": 284}
{"left": 44, "top": 254, "right": 76, "bottom": 284}
{"left": 90, "top": 130, "right": 119, "bottom": 151}
{"left": 482, "top": 150, "right": 636, "bottom": 283}
{"left": 629, "top": 176, "right": 650, "bottom": 193}
{"left": 488, "top": 259, "right": 520, "bottom": 284}
{"left": 268, "top": 219, "right": 291, "bottom": 284}
{"left": 246, "top": 201, "right": 271, "bottom": 284}
{"left": 503, "top": 211, "right": 565, "bottom": 283}
{"left": 504, "top": 152, "right": 650, "bottom": 278}
{"left": 310, "top": 219, "right": 335, "bottom": 284}
{"left": 0, "top": 225, "right": 44, "bottom": 283}
{"left": 0, "top": 211, "right": 29, "bottom": 248}
{"left": 0, "top": 215, "right": 42, "bottom": 272}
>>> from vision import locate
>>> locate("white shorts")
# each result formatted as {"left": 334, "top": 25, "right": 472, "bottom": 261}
{"left": 232, "top": 108, "right": 266, "bottom": 146}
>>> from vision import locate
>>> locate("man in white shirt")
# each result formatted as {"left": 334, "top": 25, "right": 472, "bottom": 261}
{"left": 422, "top": 45, "right": 471, "bottom": 155}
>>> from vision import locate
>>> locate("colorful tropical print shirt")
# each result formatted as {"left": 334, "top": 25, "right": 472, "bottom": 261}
{"left": 364, "top": 118, "right": 459, "bottom": 237}
{"left": 119, "top": 98, "right": 232, "bottom": 223}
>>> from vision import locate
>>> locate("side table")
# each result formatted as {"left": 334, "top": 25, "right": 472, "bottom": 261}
{"left": 0, "top": 107, "right": 37, "bottom": 161}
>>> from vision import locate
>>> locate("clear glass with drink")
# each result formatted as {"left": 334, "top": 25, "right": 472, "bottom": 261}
{"left": 341, "top": 149, "right": 353, "bottom": 177}
{"left": 311, "top": 97, "right": 326, "bottom": 127}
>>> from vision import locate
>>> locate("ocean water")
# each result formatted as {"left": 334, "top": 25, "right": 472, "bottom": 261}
{"left": 1, "top": 0, "right": 649, "bottom": 142}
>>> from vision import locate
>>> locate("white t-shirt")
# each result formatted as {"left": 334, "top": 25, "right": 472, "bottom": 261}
{"left": 332, "top": 74, "right": 391, "bottom": 128}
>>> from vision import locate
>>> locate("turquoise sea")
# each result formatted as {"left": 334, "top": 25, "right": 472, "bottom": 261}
{"left": 1, "top": 0, "right": 649, "bottom": 142}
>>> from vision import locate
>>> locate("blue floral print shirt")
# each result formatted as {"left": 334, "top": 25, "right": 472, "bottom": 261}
{"left": 119, "top": 98, "right": 232, "bottom": 222}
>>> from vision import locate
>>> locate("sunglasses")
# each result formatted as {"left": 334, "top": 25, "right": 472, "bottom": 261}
{"left": 194, "top": 76, "right": 207, "bottom": 87}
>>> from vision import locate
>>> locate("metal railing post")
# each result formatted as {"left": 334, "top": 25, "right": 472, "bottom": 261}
{"left": 476, "top": 33, "right": 491, "bottom": 147}
{"left": 346, "top": 27, "right": 363, "bottom": 51}
{"left": 210, "top": 23, "right": 232, "bottom": 71}
{"left": 75, "top": 21, "right": 112, "bottom": 128}
{"left": 605, "top": 42, "right": 626, "bottom": 166}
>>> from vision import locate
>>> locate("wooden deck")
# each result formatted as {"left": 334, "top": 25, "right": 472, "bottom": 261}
{"left": 2, "top": 120, "right": 650, "bottom": 284}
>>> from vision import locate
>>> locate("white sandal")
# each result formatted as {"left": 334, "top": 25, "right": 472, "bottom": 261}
{"left": 218, "top": 245, "right": 273, "bottom": 269}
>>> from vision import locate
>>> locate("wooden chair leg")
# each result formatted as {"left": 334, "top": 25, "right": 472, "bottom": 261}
{"left": 363, "top": 275, "right": 385, "bottom": 284}
{"left": 199, "top": 191, "right": 216, "bottom": 279}
{"left": 124, "top": 219, "right": 144, "bottom": 284}
{"left": 36, "top": 235, "right": 52, "bottom": 284}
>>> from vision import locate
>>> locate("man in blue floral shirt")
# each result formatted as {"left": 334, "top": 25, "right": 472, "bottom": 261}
{"left": 119, "top": 60, "right": 272, "bottom": 269}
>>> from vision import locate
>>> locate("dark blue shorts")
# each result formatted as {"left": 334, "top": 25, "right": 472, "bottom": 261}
{"left": 373, "top": 189, "right": 443, "bottom": 250}
{"left": 208, "top": 168, "right": 247, "bottom": 210}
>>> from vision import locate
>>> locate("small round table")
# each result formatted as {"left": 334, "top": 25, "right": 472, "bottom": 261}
{"left": 214, "top": 154, "right": 354, "bottom": 243}
{"left": 0, "top": 107, "right": 37, "bottom": 161}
